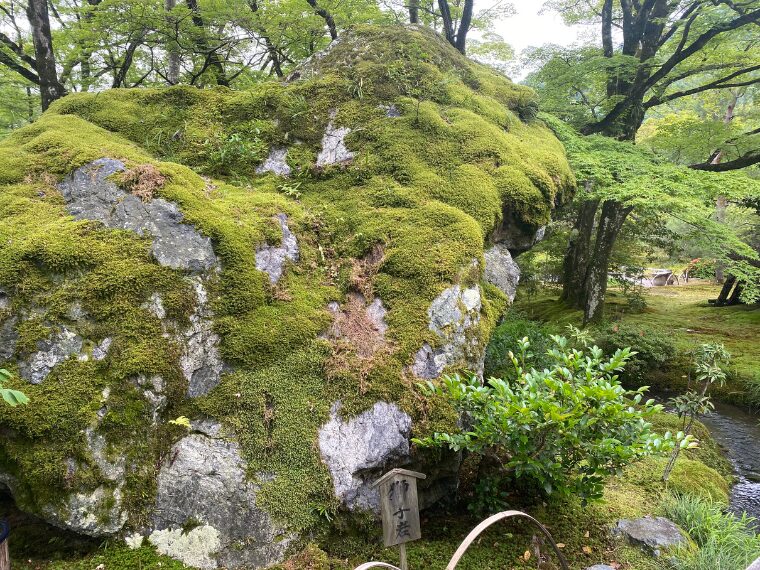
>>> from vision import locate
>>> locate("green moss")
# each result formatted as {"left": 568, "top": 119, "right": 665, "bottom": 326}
{"left": 0, "top": 24, "right": 576, "bottom": 548}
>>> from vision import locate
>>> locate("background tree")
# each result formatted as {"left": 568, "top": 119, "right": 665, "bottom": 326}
{"left": 527, "top": 0, "right": 760, "bottom": 322}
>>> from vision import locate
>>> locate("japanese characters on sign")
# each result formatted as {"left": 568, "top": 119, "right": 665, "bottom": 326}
{"left": 374, "top": 469, "right": 426, "bottom": 547}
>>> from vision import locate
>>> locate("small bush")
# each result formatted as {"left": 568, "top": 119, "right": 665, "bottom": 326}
{"left": 663, "top": 494, "right": 760, "bottom": 570}
{"left": 483, "top": 311, "right": 553, "bottom": 380}
{"left": 416, "top": 336, "right": 687, "bottom": 504}
{"left": 686, "top": 258, "right": 717, "bottom": 280}
{"left": 595, "top": 323, "right": 677, "bottom": 382}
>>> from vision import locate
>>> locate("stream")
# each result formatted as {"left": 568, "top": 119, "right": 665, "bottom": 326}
{"left": 698, "top": 401, "right": 760, "bottom": 527}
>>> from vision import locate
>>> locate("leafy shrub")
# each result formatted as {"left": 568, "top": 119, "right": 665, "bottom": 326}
{"left": 686, "top": 258, "right": 717, "bottom": 280}
{"left": 201, "top": 130, "right": 267, "bottom": 176}
{"left": 663, "top": 494, "right": 760, "bottom": 570}
{"left": 594, "top": 323, "right": 677, "bottom": 382}
{"left": 483, "top": 311, "right": 553, "bottom": 380}
{"left": 416, "top": 336, "right": 688, "bottom": 504}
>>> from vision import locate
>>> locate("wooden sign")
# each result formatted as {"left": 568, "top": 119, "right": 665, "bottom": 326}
{"left": 373, "top": 468, "right": 426, "bottom": 548}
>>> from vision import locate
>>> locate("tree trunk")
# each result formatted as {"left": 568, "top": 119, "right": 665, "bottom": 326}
{"left": 583, "top": 200, "right": 633, "bottom": 324}
{"left": 454, "top": 0, "right": 474, "bottom": 55}
{"left": 185, "top": 0, "right": 228, "bottom": 85}
{"left": 165, "top": 0, "right": 181, "bottom": 84}
{"left": 409, "top": 0, "right": 419, "bottom": 24}
{"left": 305, "top": 0, "right": 338, "bottom": 41}
{"left": 437, "top": 0, "right": 456, "bottom": 47}
{"left": 713, "top": 93, "right": 737, "bottom": 282}
{"left": 26, "top": 0, "right": 66, "bottom": 110}
{"left": 561, "top": 197, "right": 599, "bottom": 309}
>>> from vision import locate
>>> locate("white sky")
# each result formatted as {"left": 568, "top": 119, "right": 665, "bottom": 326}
{"left": 492, "top": 1, "right": 590, "bottom": 78}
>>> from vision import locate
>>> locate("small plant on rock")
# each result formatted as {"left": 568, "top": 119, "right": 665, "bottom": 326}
{"left": 0, "top": 368, "right": 28, "bottom": 407}
{"left": 415, "top": 335, "right": 689, "bottom": 504}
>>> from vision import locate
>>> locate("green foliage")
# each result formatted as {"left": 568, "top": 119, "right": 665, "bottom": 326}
{"left": 663, "top": 495, "right": 760, "bottom": 570}
{"left": 594, "top": 323, "right": 677, "bottom": 382}
{"left": 0, "top": 368, "right": 28, "bottom": 407}
{"left": 416, "top": 335, "right": 687, "bottom": 503}
{"left": 687, "top": 258, "right": 717, "bottom": 280}
{"left": 483, "top": 311, "right": 554, "bottom": 380}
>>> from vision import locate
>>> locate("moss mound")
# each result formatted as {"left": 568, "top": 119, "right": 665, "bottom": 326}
{"left": 0, "top": 24, "right": 574, "bottom": 555}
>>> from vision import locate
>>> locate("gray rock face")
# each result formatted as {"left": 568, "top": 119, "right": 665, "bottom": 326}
{"left": 255, "top": 214, "right": 299, "bottom": 284}
{"left": 58, "top": 158, "right": 217, "bottom": 272}
{"left": 153, "top": 432, "right": 293, "bottom": 569}
{"left": 746, "top": 557, "right": 760, "bottom": 570}
{"left": 316, "top": 112, "right": 355, "bottom": 167}
{"left": 92, "top": 337, "right": 112, "bottom": 361}
{"left": 318, "top": 401, "right": 412, "bottom": 511}
{"left": 44, "top": 486, "right": 127, "bottom": 536}
{"left": 615, "top": 516, "right": 685, "bottom": 555}
{"left": 256, "top": 147, "right": 291, "bottom": 177}
{"left": 19, "top": 327, "right": 83, "bottom": 384}
{"left": 0, "top": 316, "right": 18, "bottom": 361}
{"left": 181, "top": 280, "right": 224, "bottom": 397}
{"left": 492, "top": 210, "right": 546, "bottom": 255}
{"left": 586, "top": 566, "right": 617, "bottom": 570}
{"left": 412, "top": 283, "right": 482, "bottom": 379}
{"left": 484, "top": 243, "right": 520, "bottom": 303}
{"left": 134, "top": 374, "right": 166, "bottom": 422}
{"left": 0, "top": 289, "right": 8, "bottom": 310}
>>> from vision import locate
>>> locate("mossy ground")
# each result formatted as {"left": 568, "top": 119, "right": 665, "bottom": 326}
{"left": 0, "top": 23, "right": 575, "bottom": 561}
{"left": 515, "top": 282, "right": 760, "bottom": 407}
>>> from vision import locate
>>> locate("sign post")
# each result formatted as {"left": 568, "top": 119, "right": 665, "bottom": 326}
{"left": 373, "top": 469, "right": 426, "bottom": 570}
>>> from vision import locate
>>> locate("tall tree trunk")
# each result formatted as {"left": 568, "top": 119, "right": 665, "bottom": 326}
{"left": 185, "top": 0, "right": 228, "bottom": 85}
{"left": 454, "top": 0, "right": 474, "bottom": 55}
{"left": 408, "top": 0, "right": 419, "bottom": 24}
{"left": 583, "top": 201, "right": 633, "bottom": 324}
{"left": 561, "top": 197, "right": 599, "bottom": 309}
{"left": 437, "top": 0, "right": 456, "bottom": 47}
{"left": 165, "top": 0, "right": 180, "bottom": 84}
{"left": 26, "top": 0, "right": 66, "bottom": 110}
{"left": 713, "top": 93, "right": 737, "bottom": 282}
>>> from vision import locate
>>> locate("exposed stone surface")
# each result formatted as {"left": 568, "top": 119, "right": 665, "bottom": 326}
{"left": 586, "top": 566, "right": 617, "bottom": 570}
{"left": 20, "top": 327, "right": 83, "bottom": 384}
{"left": 0, "top": 289, "right": 8, "bottom": 310}
{"left": 255, "top": 214, "right": 299, "bottom": 284}
{"left": 316, "top": 112, "right": 355, "bottom": 167}
{"left": 615, "top": 516, "right": 685, "bottom": 555}
{"left": 134, "top": 374, "right": 166, "bottom": 422}
{"left": 318, "top": 401, "right": 412, "bottom": 511}
{"left": 492, "top": 211, "right": 546, "bottom": 255}
{"left": 44, "top": 486, "right": 127, "bottom": 536}
{"left": 0, "top": 316, "right": 17, "bottom": 361}
{"left": 85, "top": 428, "right": 125, "bottom": 482}
{"left": 412, "top": 283, "right": 482, "bottom": 379}
{"left": 92, "top": 337, "right": 112, "bottom": 361}
{"left": 144, "top": 293, "right": 166, "bottom": 320}
{"left": 484, "top": 243, "right": 520, "bottom": 303}
{"left": 58, "top": 158, "right": 217, "bottom": 272}
{"left": 181, "top": 280, "right": 224, "bottom": 397}
{"left": 379, "top": 104, "right": 401, "bottom": 118}
{"left": 746, "top": 557, "right": 760, "bottom": 570}
{"left": 153, "top": 433, "right": 293, "bottom": 569}
{"left": 256, "top": 147, "right": 291, "bottom": 177}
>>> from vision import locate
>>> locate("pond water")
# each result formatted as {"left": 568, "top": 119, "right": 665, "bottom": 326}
{"left": 699, "top": 401, "right": 760, "bottom": 527}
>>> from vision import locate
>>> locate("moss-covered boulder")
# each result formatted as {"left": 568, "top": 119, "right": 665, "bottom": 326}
{"left": 0, "top": 25, "right": 573, "bottom": 568}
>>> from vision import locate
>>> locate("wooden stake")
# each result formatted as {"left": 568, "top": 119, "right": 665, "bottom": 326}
{"left": 398, "top": 543, "right": 408, "bottom": 570}
{"left": 0, "top": 538, "right": 9, "bottom": 570}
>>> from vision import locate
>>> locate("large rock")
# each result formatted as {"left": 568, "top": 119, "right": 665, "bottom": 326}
{"left": 0, "top": 316, "right": 17, "bottom": 361}
{"left": 316, "top": 111, "right": 355, "bottom": 167}
{"left": 412, "top": 282, "right": 483, "bottom": 379}
{"left": 484, "top": 243, "right": 520, "bottom": 302}
{"left": 58, "top": 158, "right": 217, "bottom": 272}
{"left": 615, "top": 516, "right": 685, "bottom": 555}
{"left": 152, "top": 429, "right": 293, "bottom": 569}
{"left": 318, "top": 402, "right": 412, "bottom": 511}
